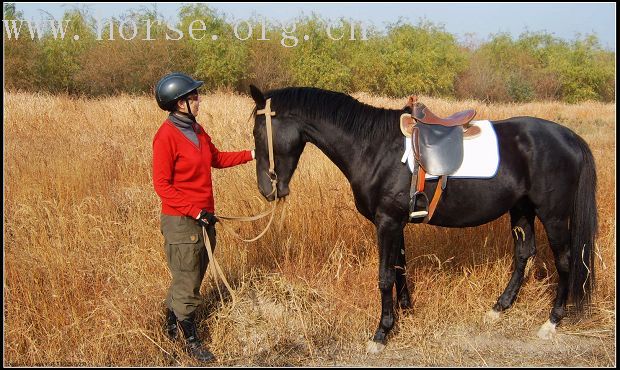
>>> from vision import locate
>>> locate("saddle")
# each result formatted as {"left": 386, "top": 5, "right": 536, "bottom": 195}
{"left": 400, "top": 96, "right": 478, "bottom": 222}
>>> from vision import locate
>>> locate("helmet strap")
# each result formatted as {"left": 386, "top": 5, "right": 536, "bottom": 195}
{"left": 185, "top": 98, "right": 197, "bottom": 122}
{"left": 175, "top": 98, "right": 197, "bottom": 123}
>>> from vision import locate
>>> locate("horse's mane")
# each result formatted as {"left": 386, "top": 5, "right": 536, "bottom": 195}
{"left": 262, "top": 87, "right": 403, "bottom": 141}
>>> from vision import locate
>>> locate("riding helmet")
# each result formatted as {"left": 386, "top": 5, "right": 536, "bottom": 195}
{"left": 155, "top": 72, "right": 204, "bottom": 111}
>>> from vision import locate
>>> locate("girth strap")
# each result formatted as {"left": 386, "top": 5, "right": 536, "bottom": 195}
{"left": 426, "top": 175, "right": 447, "bottom": 222}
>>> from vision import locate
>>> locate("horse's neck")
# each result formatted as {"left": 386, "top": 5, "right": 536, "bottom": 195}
{"left": 302, "top": 119, "right": 388, "bottom": 181}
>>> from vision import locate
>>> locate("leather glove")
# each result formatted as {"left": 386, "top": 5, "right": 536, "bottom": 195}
{"left": 196, "top": 209, "right": 218, "bottom": 228}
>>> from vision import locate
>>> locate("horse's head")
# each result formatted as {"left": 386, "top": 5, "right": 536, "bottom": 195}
{"left": 250, "top": 85, "right": 306, "bottom": 201}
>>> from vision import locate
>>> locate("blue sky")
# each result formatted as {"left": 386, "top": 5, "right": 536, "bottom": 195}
{"left": 12, "top": 2, "right": 617, "bottom": 49}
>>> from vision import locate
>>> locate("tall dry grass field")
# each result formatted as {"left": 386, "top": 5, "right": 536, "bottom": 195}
{"left": 4, "top": 91, "right": 615, "bottom": 366}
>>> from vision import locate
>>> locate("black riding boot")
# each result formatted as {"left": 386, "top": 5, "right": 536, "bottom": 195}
{"left": 164, "top": 308, "right": 179, "bottom": 340}
{"left": 178, "top": 317, "right": 216, "bottom": 363}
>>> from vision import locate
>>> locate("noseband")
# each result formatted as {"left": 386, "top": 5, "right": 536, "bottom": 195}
{"left": 256, "top": 98, "right": 279, "bottom": 199}
{"left": 200, "top": 97, "right": 281, "bottom": 309}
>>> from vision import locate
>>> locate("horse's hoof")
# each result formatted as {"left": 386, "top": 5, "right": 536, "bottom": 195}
{"left": 537, "top": 320, "right": 557, "bottom": 340}
{"left": 483, "top": 309, "right": 501, "bottom": 324}
{"left": 366, "top": 340, "right": 386, "bottom": 354}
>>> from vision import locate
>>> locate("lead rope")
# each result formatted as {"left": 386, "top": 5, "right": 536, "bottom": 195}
{"left": 201, "top": 98, "right": 279, "bottom": 310}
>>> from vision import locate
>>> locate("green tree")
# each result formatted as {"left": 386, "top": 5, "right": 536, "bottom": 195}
{"left": 178, "top": 4, "right": 249, "bottom": 90}
{"left": 547, "top": 34, "right": 615, "bottom": 102}
{"left": 4, "top": 2, "right": 42, "bottom": 90}
{"left": 287, "top": 15, "right": 354, "bottom": 92}
{"left": 377, "top": 20, "right": 466, "bottom": 97}
{"left": 3, "top": 2, "right": 22, "bottom": 19}
{"left": 36, "top": 7, "right": 97, "bottom": 93}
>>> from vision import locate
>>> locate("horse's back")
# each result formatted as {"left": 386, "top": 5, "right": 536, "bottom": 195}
{"left": 426, "top": 116, "right": 588, "bottom": 227}
{"left": 492, "top": 116, "right": 588, "bottom": 186}
{"left": 493, "top": 116, "right": 586, "bottom": 151}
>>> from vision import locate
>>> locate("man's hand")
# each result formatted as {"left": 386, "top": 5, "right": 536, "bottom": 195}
{"left": 196, "top": 209, "right": 218, "bottom": 227}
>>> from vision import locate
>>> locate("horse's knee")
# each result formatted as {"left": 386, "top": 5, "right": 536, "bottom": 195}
{"left": 397, "top": 290, "right": 412, "bottom": 310}
{"left": 378, "top": 269, "right": 396, "bottom": 291}
{"left": 524, "top": 241, "right": 537, "bottom": 259}
{"left": 554, "top": 250, "right": 570, "bottom": 272}
{"left": 379, "top": 279, "right": 393, "bottom": 292}
{"left": 516, "top": 247, "right": 535, "bottom": 262}
{"left": 514, "top": 234, "right": 536, "bottom": 260}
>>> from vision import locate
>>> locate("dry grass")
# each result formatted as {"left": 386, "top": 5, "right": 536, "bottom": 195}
{"left": 4, "top": 91, "right": 615, "bottom": 366}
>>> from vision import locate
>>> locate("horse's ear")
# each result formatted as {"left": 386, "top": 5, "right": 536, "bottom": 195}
{"left": 249, "top": 84, "right": 266, "bottom": 109}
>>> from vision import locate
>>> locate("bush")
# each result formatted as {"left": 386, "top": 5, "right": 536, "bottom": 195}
{"left": 2, "top": 3, "right": 615, "bottom": 103}
{"left": 178, "top": 4, "right": 249, "bottom": 91}
{"left": 455, "top": 31, "right": 615, "bottom": 103}
{"left": 287, "top": 15, "right": 354, "bottom": 92}
{"left": 372, "top": 20, "right": 467, "bottom": 98}
{"left": 244, "top": 34, "right": 294, "bottom": 92}
{"left": 34, "top": 8, "right": 96, "bottom": 94}
{"left": 4, "top": 4, "right": 41, "bottom": 91}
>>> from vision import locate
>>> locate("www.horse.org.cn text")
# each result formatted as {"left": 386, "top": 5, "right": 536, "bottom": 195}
{"left": 2, "top": 17, "right": 370, "bottom": 47}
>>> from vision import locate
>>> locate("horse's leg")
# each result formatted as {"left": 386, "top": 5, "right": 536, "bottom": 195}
{"left": 367, "top": 216, "right": 401, "bottom": 354}
{"left": 536, "top": 217, "right": 571, "bottom": 339}
{"left": 485, "top": 203, "right": 536, "bottom": 323}
{"left": 395, "top": 233, "right": 412, "bottom": 310}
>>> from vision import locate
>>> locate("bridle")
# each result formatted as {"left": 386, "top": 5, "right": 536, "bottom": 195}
{"left": 200, "top": 98, "right": 282, "bottom": 309}
{"left": 215, "top": 97, "right": 281, "bottom": 238}
{"left": 257, "top": 98, "right": 279, "bottom": 200}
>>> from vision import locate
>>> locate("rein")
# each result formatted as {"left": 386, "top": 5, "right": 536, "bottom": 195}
{"left": 201, "top": 98, "right": 280, "bottom": 309}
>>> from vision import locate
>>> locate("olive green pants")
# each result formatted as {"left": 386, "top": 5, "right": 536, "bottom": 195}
{"left": 160, "top": 214, "right": 216, "bottom": 321}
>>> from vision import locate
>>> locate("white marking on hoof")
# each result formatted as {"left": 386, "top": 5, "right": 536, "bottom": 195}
{"left": 366, "top": 341, "right": 386, "bottom": 354}
{"left": 537, "top": 320, "right": 557, "bottom": 340}
{"left": 484, "top": 309, "right": 501, "bottom": 324}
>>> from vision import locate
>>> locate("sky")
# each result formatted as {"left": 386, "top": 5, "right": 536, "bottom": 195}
{"left": 11, "top": 2, "right": 617, "bottom": 49}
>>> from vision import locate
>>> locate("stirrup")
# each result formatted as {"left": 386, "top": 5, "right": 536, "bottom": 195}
{"left": 409, "top": 191, "right": 429, "bottom": 220}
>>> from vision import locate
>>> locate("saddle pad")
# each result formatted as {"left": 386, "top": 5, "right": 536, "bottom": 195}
{"left": 401, "top": 120, "right": 499, "bottom": 179}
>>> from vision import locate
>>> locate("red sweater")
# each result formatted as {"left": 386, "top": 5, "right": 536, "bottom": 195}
{"left": 153, "top": 119, "right": 253, "bottom": 217}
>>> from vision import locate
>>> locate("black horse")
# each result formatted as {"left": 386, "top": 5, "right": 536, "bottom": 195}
{"left": 249, "top": 85, "right": 597, "bottom": 352}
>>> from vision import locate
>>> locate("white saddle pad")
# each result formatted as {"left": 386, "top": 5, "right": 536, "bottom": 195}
{"left": 401, "top": 120, "right": 499, "bottom": 179}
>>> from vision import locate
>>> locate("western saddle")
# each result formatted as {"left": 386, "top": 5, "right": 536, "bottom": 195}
{"left": 400, "top": 96, "right": 479, "bottom": 223}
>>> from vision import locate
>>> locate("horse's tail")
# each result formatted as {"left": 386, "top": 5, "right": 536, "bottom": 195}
{"left": 569, "top": 136, "right": 598, "bottom": 312}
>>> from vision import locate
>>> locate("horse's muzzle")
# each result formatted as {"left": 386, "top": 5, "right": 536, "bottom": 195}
{"left": 260, "top": 185, "right": 289, "bottom": 201}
